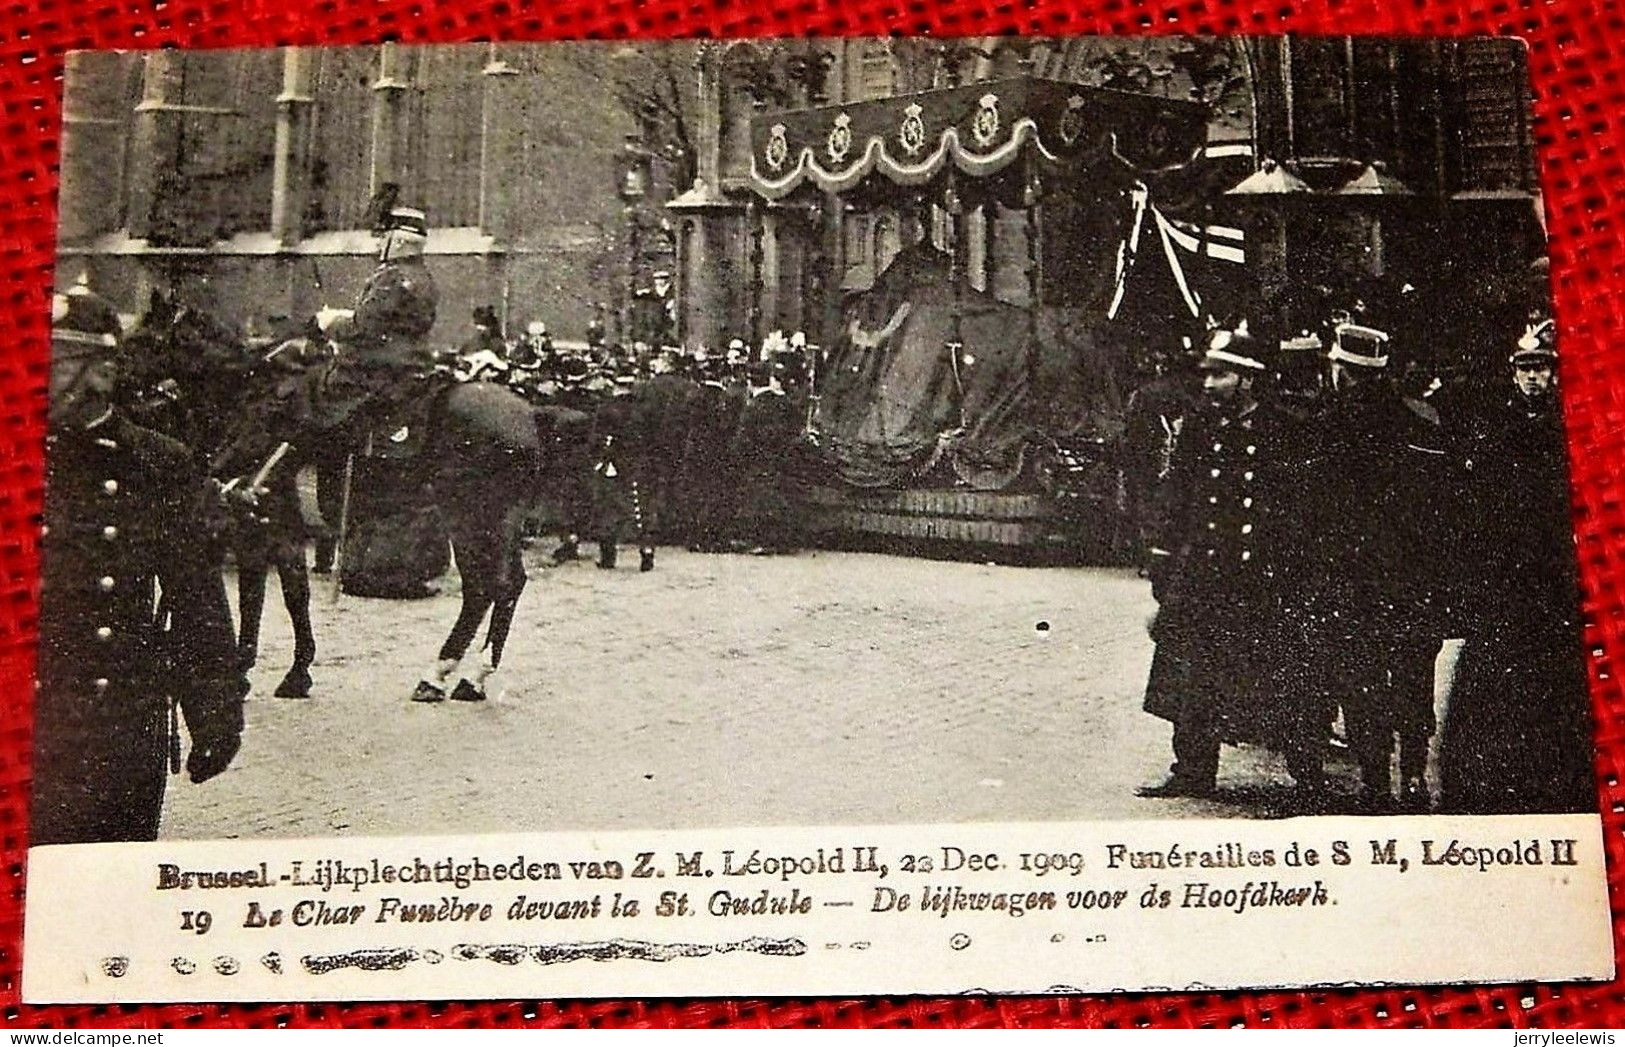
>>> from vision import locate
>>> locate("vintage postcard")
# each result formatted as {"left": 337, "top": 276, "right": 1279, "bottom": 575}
{"left": 24, "top": 36, "right": 1612, "bottom": 1002}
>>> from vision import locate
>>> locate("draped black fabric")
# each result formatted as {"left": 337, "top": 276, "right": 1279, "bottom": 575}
{"left": 809, "top": 190, "right": 1208, "bottom": 489}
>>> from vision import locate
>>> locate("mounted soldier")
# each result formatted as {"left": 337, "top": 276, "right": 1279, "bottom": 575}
{"left": 228, "top": 196, "right": 443, "bottom": 598}
{"left": 312, "top": 198, "right": 440, "bottom": 439}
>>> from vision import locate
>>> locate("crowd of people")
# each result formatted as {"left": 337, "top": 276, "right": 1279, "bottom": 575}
{"left": 443, "top": 306, "right": 823, "bottom": 567}
{"left": 31, "top": 193, "right": 1597, "bottom": 847}
{"left": 1125, "top": 300, "right": 1594, "bottom": 817}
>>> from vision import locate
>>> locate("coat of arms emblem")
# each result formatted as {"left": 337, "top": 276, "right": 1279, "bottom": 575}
{"left": 1059, "top": 94, "right": 1087, "bottom": 145}
{"left": 827, "top": 113, "right": 853, "bottom": 164}
{"left": 972, "top": 93, "right": 1001, "bottom": 148}
{"left": 764, "top": 123, "right": 789, "bottom": 172}
{"left": 898, "top": 103, "right": 926, "bottom": 157}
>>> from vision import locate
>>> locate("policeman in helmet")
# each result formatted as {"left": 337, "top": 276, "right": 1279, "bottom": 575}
{"left": 34, "top": 285, "right": 245, "bottom": 844}
{"left": 1509, "top": 319, "right": 1558, "bottom": 408}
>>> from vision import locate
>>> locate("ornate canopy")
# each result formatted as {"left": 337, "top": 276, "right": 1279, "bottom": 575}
{"left": 747, "top": 77, "right": 1208, "bottom": 201}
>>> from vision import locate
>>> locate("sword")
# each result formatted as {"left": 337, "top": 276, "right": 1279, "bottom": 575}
{"left": 249, "top": 441, "right": 292, "bottom": 492}
{"left": 330, "top": 432, "right": 371, "bottom": 603}
{"left": 330, "top": 451, "right": 356, "bottom": 604}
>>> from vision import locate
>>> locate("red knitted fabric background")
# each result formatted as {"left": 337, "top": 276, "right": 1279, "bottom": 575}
{"left": 2, "top": 0, "right": 1624, "bottom": 1031}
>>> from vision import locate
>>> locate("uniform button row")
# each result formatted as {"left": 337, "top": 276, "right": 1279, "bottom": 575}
{"left": 95, "top": 626, "right": 112, "bottom": 641}
{"left": 94, "top": 678, "right": 109, "bottom": 693}
{"left": 103, "top": 479, "right": 119, "bottom": 495}
{"left": 97, "top": 576, "right": 115, "bottom": 592}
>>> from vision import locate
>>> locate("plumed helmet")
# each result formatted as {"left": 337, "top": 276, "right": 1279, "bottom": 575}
{"left": 1511, "top": 318, "right": 1557, "bottom": 365}
{"left": 1199, "top": 319, "right": 1267, "bottom": 373}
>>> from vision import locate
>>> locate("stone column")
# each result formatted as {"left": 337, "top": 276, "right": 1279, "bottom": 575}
{"left": 126, "top": 50, "right": 187, "bottom": 241}
{"left": 760, "top": 209, "right": 779, "bottom": 335}
{"left": 693, "top": 43, "right": 723, "bottom": 192}
{"left": 271, "top": 47, "right": 316, "bottom": 247}
{"left": 370, "top": 43, "right": 414, "bottom": 197}
{"left": 58, "top": 52, "right": 129, "bottom": 244}
{"left": 478, "top": 43, "right": 520, "bottom": 243}
{"left": 821, "top": 191, "right": 844, "bottom": 352}
{"left": 673, "top": 216, "right": 689, "bottom": 346}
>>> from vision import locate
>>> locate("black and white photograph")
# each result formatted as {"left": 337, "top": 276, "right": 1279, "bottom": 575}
{"left": 33, "top": 36, "right": 1596, "bottom": 844}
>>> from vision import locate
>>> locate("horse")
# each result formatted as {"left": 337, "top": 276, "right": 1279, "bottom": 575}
{"left": 123, "top": 294, "right": 319, "bottom": 699}
{"left": 129, "top": 295, "right": 582, "bottom": 704}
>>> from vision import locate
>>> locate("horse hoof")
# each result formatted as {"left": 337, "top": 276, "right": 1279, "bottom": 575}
{"left": 410, "top": 680, "right": 447, "bottom": 703}
{"left": 639, "top": 548, "right": 655, "bottom": 573}
{"left": 274, "top": 668, "right": 313, "bottom": 699}
{"left": 450, "top": 679, "right": 487, "bottom": 703}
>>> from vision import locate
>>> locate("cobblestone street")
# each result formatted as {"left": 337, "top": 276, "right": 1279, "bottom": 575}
{"left": 164, "top": 546, "right": 1349, "bottom": 840}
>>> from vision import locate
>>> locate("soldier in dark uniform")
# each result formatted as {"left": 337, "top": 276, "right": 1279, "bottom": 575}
{"left": 1439, "top": 323, "right": 1595, "bottom": 813}
{"left": 683, "top": 354, "right": 748, "bottom": 553}
{"left": 1119, "top": 341, "right": 1198, "bottom": 559}
{"left": 540, "top": 356, "right": 600, "bottom": 564}
{"left": 1301, "top": 319, "right": 1458, "bottom": 812}
{"left": 1139, "top": 326, "right": 1317, "bottom": 802}
{"left": 458, "top": 304, "right": 505, "bottom": 360}
{"left": 730, "top": 359, "right": 804, "bottom": 554}
{"left": 586, "top": 376, "right": 656, "bottom": 571}
{"left": 585, "top": 303, "right": 608, "bottom": 359}
{"left": 510, "top": 320, "right": 554, "bottom": 373}
{"left": 33, "top": 287, "right": 245, "bottom": 845}
{"left": 1271, "top": 330, "right": 1328, "bottom": 420}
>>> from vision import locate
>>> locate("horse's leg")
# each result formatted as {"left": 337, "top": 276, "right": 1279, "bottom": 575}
{"left": 457, "top": 534, "right": 527, "bottom": 703}
{"left": 414, "top": 518, "right": 494, "bottom": 704}
{"left": 272, "top": 540, "right": 316, "bottom": 698}
{"left": 313, "top": 452, "right": 345, "bottom": 574}
{"left": 550, "top": 467, "right": 585, "bottom": 562}
{"left": 236, "top": 544, "right": 269, "bottom": 676}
